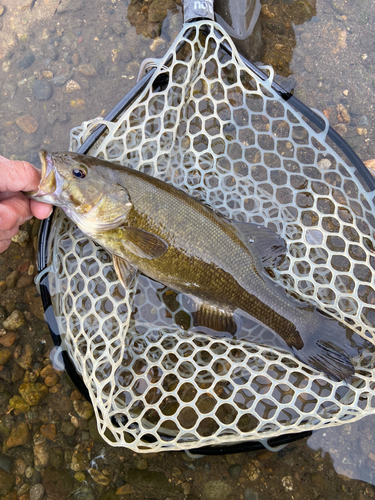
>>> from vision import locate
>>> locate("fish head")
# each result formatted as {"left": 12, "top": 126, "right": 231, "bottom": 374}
{"left": 26, "top": 150, "right": 132, "bottom": 233}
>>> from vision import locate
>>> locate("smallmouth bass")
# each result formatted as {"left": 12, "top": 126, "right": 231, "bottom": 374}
{"left": 27, "top": 151, "right": 357, "bottom": 381}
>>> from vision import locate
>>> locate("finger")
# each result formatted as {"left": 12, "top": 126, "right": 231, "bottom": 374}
{"left": 0, "top": 226, "right": 20, "bottom": 241}
{"left": 0, "top": 239, "right": 11, "bottom": 253}
{"left": 0, "top": 156, "right": 42, "bottom": 193}
{"left": 30, "top": 199, "right": 53, "bottom": 220}
{"left": 0, "top": 194, "right": 32, "bottom": 231}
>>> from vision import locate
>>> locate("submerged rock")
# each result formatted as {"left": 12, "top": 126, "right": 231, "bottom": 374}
{"left": 32, "top": 79, "right": 52, "bottom": 101}
{"left": 43, "top": 467, "right": 76, "bottom": 500}
{"left": 0, "top": 468, "right": 15, "bottom": 495}
{"left": 5, "top": 422, "right": 31, "bottom": 449}
{"left": 126, "top": 469, "right": 182, "bottom": 499}
{"left": 57, "top": 0, "right": 85, "bottom": 14}
{"left": 17, "top": 52, "right": 35, "bottom": 70}
{"left": 15, "top": 115, "right": 38, "bottom": 134}
{"left": 19, "top": 382, "right": 48, "bottom": 405}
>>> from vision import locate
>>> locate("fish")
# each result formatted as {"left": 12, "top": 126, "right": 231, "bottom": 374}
{"left": 26, "top": 150, "right": 357, "bottom": 382}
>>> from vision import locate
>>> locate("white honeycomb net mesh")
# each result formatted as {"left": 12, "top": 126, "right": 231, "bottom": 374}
{"left": 41, "top": 21, "right": 375, "bottom": 452}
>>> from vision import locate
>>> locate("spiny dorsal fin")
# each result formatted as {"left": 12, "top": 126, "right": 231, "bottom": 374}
{"left": 122, "top": 227, "right": 168, "bottom": 260}
{"left": 231, "top": 220, "right": 286, "bottom": 269}
{"left": 113, "top": 255, "right": 138, "bottom": 289}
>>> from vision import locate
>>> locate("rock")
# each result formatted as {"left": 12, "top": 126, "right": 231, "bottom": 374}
{"left": 337, "top": 103, "right": 350, "bottom": 123}
{"left": 61, "top": 421, "right": 76, "bottom": 437}
{"left": 73, "top": 400, "right": 94, "bottom": 420}
{"left": 0, "top": 331, "right": 17, "bottom": 347}
{"left": 17, "top": 52, "right": 35, "bottom": 70}
{"left": 0, "top": 454, "right": 11, "bottom": 473}
{"left": 50, "top": 73, "right": 72, "bottom": 86}
{"left": 12, "top": 458, "right": 26, "bottom": 475}
{"left": 333, "top": 123, "right": 347, "bottom": 136}
{"left": 44, "top": 373, "right": 59, "bottom": 387}
{"left": 116, "top": 484, "right": 134, "bottom": 495}
{"left": 0, "top": 386, "right": 10, "bottom": 412}
{"left": 40, "top": 424, "right": 56, "bottom": 440}
{"left": 9, "top": 395, "right": 30, "bottom": 413}
{"left": 24, "top": 286, "right": 44, "bottom": 321}
{"left": 15, "top": 343, "right": 34, "bottom": 369}
{"left": 32, "top": 80, "right": 52, "bottom": 101}
{"left": 12, "top": 362, "right": 24, "bottom": 382}
{"left": 29, "top": 484, "right": 44, "bottom": 500}
{"left": 19, "top": 382, "right": 48, "bottom": 405}
{"left": 3, "top": 310, "right": 25, "bottom": 330}
{"left": 71, "top": 451, "right": 89, "bottom": 472}
{"left": 57, "top": 0, "right": 85, "bottom": 14}
{"left": 126, "top": 469, "right": 182, "bottom": 499}
{"left": 202, "top": 481, "right": 232, "bottom": 500}
{"left": 43, "top": 467, "right": 75, "bottom": 500}
{"left": 11, "top": 229, "right": 30, "bottom": 246}
{"left": 65, "top": 80, "right": 81, "bottom": 92}
{"left": 229, "top": 464, "right": 242, "bottom": 478}
{"left": 5, "top": 270, "right": 20, "bottom": 289}
{"left": 0, "top": 348, "right": 12, "bottom": 365}
{"left": 148, "top": 0, "right": 171, "bottom": 23}
{"left": 34, "top": 438, "right": 49, "bottom": 468}
{"left": 357, "top": 127, "right": 367, "bottom": 136}
{"left": 150, "top": 37, "right": 166, "bottom": 53}
{"left": 0, "top": 5, "right": 5, "bottom": 16}
{"left": 364, "top": 159, "right": 375, "bottom": 177}
{"left": 72, "top": 53, "right": 80, "bottom": 66}
{"left": 0, "top": 468, "right": 15, "bottom": 495}
{"left": 16, "top": 274, "right": 34, "bottom": 288}
{"left": 112, "top": 22, "right": 126, "bottom": 36}
{"left": 359, "top": 115, "right": 369, "bottom": 126}
{"left": 87, "top": 468, "right": 110, "bottom": 486}
{"left": 88, "top": 416, "right": 104, "bottom": 443}
{"left": 15, "top": 114, "right": 39, "bottom": 135}
{"left": 78, "top": 64, "right": 97, "bottom": 77}
{"left": 5, "top": 422, "right": 31, "bottom": 449}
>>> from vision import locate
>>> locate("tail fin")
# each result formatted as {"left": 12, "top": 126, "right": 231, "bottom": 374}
{"left": 292, "top": 317, "right": 356, "bottom": 383}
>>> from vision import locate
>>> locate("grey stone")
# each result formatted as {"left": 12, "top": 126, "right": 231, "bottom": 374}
{"left": 17, "top": 52, "right": 35, "bottom": 70}
{"left": 244, "top": 489, "right": 258, "bottom": 500}
{"left": 29, "top": 483, "right": 45, "bottom": 500}
{"left": 32, "top": 80, "right": 53, "bottom": 101}
{"left": 50, "top": 73, "right": 72, "bottom": 86}
{"left": 202, "top": 481, "right": 232, "bottom": 500}
{"left": 57, "top": 0, "right": 84, "bottom": 14}
{"left": 359, "top": 115, "right": 369, "bottom": 127}
{"left": 0, "top": 454, "right": 11, "bottom": 473}
{"left": 229, "top": 464, "right": 242, "bottom": 478}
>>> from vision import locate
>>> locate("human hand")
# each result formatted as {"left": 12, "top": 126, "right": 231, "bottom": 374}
{"left": 0, "top": 155, "right": 52, "bottom": 253}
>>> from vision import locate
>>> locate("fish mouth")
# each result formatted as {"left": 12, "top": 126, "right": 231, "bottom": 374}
{"left": 25, "top": 150, "right": 61, "bottom": 204}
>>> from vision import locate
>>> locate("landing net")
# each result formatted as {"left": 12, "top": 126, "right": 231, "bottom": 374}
{"left": 41, "top": 21, "right": 375, "bottom": 452}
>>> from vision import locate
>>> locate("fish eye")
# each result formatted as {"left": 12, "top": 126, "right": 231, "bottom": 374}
{"left": 72, "top": 168, "right": 86, "bottom": 179}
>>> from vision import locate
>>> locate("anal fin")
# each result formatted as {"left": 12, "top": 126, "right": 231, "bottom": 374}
{"left": 192, "top": 302, "right": 238, "bottom": 335}
{"left": 113, "top": 254, "right": 138, "bottom": 289}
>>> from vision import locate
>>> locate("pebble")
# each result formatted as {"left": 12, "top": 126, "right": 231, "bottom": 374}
{"left": 244, "top": 490, "right": 258, "bottom": 500}
{"left": 0, "top": 331, "right": 17, "bottom": 347}
{"left": 5, "top": 270, "right": 20, "bottom": 288}
{"left": 40, "top": 423, "right": 56, "bottom": 440}
{"left": 88, "top": 468, "right": 110, "bottom": 486}
{"left": 71, "top": 450, "right": 89, "bottom": 472}
{"left": 0, "top": 468, "right": 15, "bottom": 496}
{"left": 29, "top": 484, "right": 44, "bottom": 500}
{"left": 337, "top": 103, "right": 351, "bottom": 123}
{"left": 0, "top": 5, "right": 4, "bottom": 16}
{"left": 3, "top": 310, "right": 25, "bottom": 330}
{"left": 78, "top": 63, "right": 97, "bottom": 77}
{"left": 359, "top": 115, "right": 369, "bottom": 126}
{"left": 202, "top": 481, "right": 232, "bottom": 500}
{"left": 5, "top": 422, "right": 31, "bottom": 449}
{"left": 32, "top": 79, "right": 53, "bottom": 100}
{"left": 333, "top": 123, "right": 347, "bottom": 135}
{"left": 0, "top": 454, "right": 11, "bottom": 473}
{"left": 19, "top": 382, "right": 48, "bottom": 405}
{"left": 61, "top": 421, "right": 76, "bottom": 436}
{"left": 65, "top": 79, "right": 81, "bottom": 92}
{"left": 15, "top": 114, "right": 39, "bottom": 134}
{"left": 43, "top": 467, "right": 75, "bottom": 500}
{"left": 73, "top": 399, "right": 94, "bottom": 420}
{"left": 150, "top": 37, "right": 166, "bottom": 53}
{"left": 11, "top": 229, "right": 30, "bottom": 246}
{"left": 15, "top": 343, "right": 34, "bottom": 368}
{"left": 42, "top": 70, "right": 53, "bottom": 79}
{"left": 57, "top": 0, "right": 85, "bottom": 14}
{"left": 8, "top": 395, "right": 30, "bottom": 413}
{"left": 72, "top": 53, "right": 80, "bottom": 66}
{"left": 44, "top": 373, "right": 59, "bottom": 387}
{"left": 17, "top": 52, "right": 35, "bottom": 70}
{"left": 357, "top": 127, "right": 367, "bottom": 136}
{"left": 34, "top": 439, "right": 49, "bottom": 468}
{"left": 317, "top": 158, "right": 332, "bottom": 169}
{"left": 116, "top": 484, "right": 135, "bottom": 495}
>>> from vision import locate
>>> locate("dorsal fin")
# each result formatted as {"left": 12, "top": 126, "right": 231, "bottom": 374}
{"left": 231, "top": 220, "right": 286, "bottom": 269}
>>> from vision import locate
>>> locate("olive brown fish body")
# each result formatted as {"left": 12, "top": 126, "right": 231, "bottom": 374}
{"left": 26, "top": 151, "right": 356, "bottom": 381}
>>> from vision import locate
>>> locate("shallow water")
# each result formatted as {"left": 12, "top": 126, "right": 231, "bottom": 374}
{"left": 0, "top": 0, "right": 375, "bottom": 499}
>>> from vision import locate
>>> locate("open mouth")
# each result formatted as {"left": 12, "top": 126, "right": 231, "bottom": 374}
{"left": 25, "top": 150, "right": 58, "bottom": 201}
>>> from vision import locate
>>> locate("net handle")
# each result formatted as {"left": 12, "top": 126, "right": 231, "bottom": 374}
{"left": 183, "top": 0, "right": 215, "bottom": 22}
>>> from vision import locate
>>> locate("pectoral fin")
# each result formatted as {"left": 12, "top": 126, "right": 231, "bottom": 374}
{"left": 231, "top": 220, "right": 286, "bottom": 269}
{"left": 122, "top": 227, "right": 168, "bottom": 260}
{"left": 113, "top": 255, "right": 138, "bottom": 289}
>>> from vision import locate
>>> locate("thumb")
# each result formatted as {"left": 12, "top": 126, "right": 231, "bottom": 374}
{"left": 0, "top": 156, "right": 42, "bottom": 193}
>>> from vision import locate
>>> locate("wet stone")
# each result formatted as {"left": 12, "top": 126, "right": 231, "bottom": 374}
{"left": 78, "top": 64, "right": 97, "bottom": 77}
{"left": 5, "top": 422, "right": 31, "bottom": 449}
{"left": 9, "top": 395, "right": 30, "bottom": 413}
{"left": 71, "top": 450, "right": 89, "bottom": 472}
{"left": 0, "top": 468, "right": 15, "bottom": 495}
{"left": 40, "top": 424, "right": 56, "bottom": 440}
{"left": 0, "top": 454, "right": 11, "bottom": 473}
{"left": 5, "top": 270, "right": 20, "bottom": 289}
{"left": 19, "top": 382, "right": 48, "bottom": 405}
{"left": 17, "top": 52, "right": 35, "bottom": 70}
{"left": 32, "top": 79, "right": 52, "bottom": 101}
{"left": 244, "top": 490, "right": 258, "bottom": 500}
{"left": 34, "top": 439, "right": 49, "bottom": 468}
{"left": 0, "top": 330, "right": 17, "bottom": 346}
{"left": 11, "top": 229, "right": 29, "bottom": 246}
{"left": 15, "top": 115, "right": 38, "bottom": 134}
{"left": 229, "top": 464, "right": 242, "bottom": 478}
{"left": 88, "top": 468, "right": 110, "bottom": 486}
{"left": 0, "top": 348, "right": 12, "bottom": 365}
{"left": 73, "top": 399, "right": 94, "bottom": 420}
{"left": 43, "top": 467, "right": 76, "bottom": 500}
{"left": 0, "top": 5, "right": 4, "bottom": 16}
{"left": 202, "top": 481, "right": 233, "bottom": 500}
{"left": 61, "top": 421, "right": 76, "bottom": 437}
{"left": 29, "top": 484, "right": 44, "bottom": 500}
{"left": 57, "top": 0, "right": 85, "bottom": 14}
{"left": 16, "top": 343, "right": 34, "bottom": 369}
{"left": 126, "top": 469, "right": 182, "bottom": 499}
